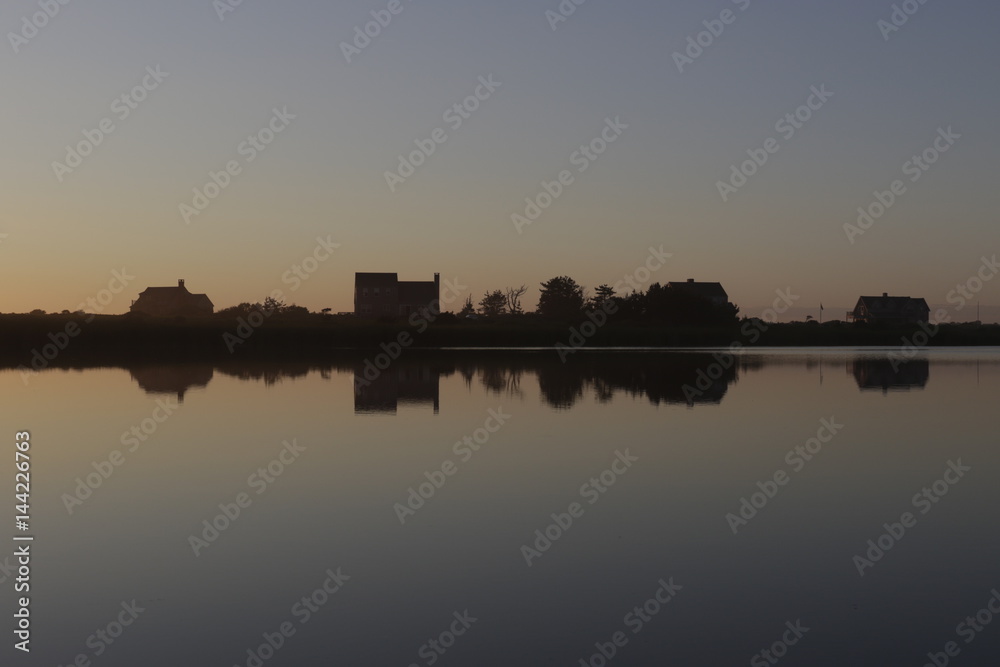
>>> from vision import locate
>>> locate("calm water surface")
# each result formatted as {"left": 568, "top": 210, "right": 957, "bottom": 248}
{"left": 3, "top": 349, "right": 999, "bottom": 666}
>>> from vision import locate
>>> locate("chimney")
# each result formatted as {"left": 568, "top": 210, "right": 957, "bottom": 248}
{"left": 882, "top": 292, "right": 888, "bottom": 298}
{"left": 179, "top": 279, "right": 186, "bottom": 289}
{"left": 434, "top": 273, "right": 440, "bottom": 300}
{"left": 687, "top": 278, "right": 695, "bottom": 283}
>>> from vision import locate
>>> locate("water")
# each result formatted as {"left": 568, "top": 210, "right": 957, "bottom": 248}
{"left": 3, "top": 349, "right": 999, "bottom": 666}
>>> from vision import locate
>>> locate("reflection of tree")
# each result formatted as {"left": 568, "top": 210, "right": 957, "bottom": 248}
{"left": 592, "top": 377, "right": 615, "bottom": 403}
{"left": 216, "top": 362, "right": 311, "bottom": 386}
{"left": 533, "top": 353, "right": 738, "bottom": 409}
{"left": 122, "top": 352, "right": 741, "bottom": 411}
{"left": 537, "top": 370, "right": 586, "bottom": 409}
{"left": 439, "top": 353, "right": 741, "bottom": 410}
{"left": 479, "top": 366, "right": 523, "bottom": 399}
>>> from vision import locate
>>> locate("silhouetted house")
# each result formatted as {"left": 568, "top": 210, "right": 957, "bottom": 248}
{"left": 848, "top": 293, "right": 929, "bottom": 324}
{"left": 130, "top": 280, "right": 214, "bottom": 318}
{"left": 666, "top": 279, "right": 729, "bottom": 306}
{"left": 355, "top": 273, "right": 439, "bottom": 317}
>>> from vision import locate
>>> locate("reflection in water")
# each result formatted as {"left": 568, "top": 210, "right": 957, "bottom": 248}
{"left": 851, "top": 358, "right": 930, "bottom": 393}
{"left": 494, "top": 353, "right": 743, "bottom": 408}
{"left": 121, "top": 352, "right": 747, "bottom": 412}
{"left": 354, "top": 362, "right": 441, "bottom": 414}
{"left": 7, "top": 349, "right": 1000, "bottom": 667}
{"left": 128, "top": 364, "right": 213, "bottom": 402}
{"left": 216, "top": 361, "right": 312, "bottom": 386}
{"left": 119, "top": 353, "right": 951, "bottom": 410}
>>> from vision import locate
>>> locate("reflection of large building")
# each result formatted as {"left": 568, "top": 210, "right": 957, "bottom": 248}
{"left": 851, "top": 358, "right": 929, "bottom": 393}
{"left": 128, "top": 364, "right": 214, "bottom": 402}
{"left": 354, "top": 364, "right": 440, "bottom": 414}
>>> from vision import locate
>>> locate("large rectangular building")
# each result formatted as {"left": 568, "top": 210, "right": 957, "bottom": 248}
{"left": 354, "top": 272, "right": 439, "bottom": 318}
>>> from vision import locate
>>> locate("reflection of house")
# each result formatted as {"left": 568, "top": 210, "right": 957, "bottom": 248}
{"left": 666, "top": 279, "right": 728, "bottom": 306}
{"left": 354, "top": 364, "right": 440, "bottom": 414}
{"left": 128, "top": 364, "right": 214, "bottom": 402}
{"left": 851, "top": 358, "right": 929, "bottom": 393}
{"left": 354, "top": 273, "right": 439, "bottom": 318}
{"left": 130, "top": 280, "right": 213, "bottom": 317}
{"left": 848, "top": 293, "right": 929, "bottom": 324}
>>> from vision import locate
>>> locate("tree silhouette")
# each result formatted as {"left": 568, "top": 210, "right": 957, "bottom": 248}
{"left": 479, "top": 290, "right": 507, "bottom": 317}
{"left": 504, "top": 285, "right": 528, "bottom": 315}
{"left": 537, "top": 276, "right": 584, "bottom": 320}
{"left": 588, "top": 284, "right": 616, "bottom": 311}
{"left": 643, "top": 283, "right": 739, "bottom": 326}
{"left": 218, "top": 296, "right": 294, "bottom": 319}
{"left": 262, "top": 295, "right": 286, "bottom": 314}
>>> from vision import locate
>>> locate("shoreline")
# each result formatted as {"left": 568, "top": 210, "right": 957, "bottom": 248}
{"left": 2, "top": 313, "right": 999, "bottom": 368}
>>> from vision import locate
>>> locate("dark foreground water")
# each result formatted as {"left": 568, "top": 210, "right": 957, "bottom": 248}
{"left": 2, "top": 349, "right": 999, "bottom": 666}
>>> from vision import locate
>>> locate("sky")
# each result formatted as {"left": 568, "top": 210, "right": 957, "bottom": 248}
{"left": 1, "top": 0, "right": 998, "bottom": 320}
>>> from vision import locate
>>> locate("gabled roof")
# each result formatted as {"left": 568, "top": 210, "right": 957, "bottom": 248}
{"left": 189, "top": 293, "right": 214, "bottom": 308}
{"left": 138, "top": 286, "right": 183, "bottom": 297}
{"left": 667, "top": 281, "right": 728, "bottom": 301}
{"left": 133, "top": 284, "right": 213, "bottom": 310}
{"left": 856, "top": 295, "right": 929, "bottom": 314}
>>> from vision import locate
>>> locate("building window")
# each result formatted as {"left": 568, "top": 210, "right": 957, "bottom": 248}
{"left": 386, "top": 288, "right": 392, "bottom": 296}
{"left": 362, "top": 288, "right": 369, "bottom": 297}
{"left": 361, "top": 304, "right": 372, "bottom": 315}
{"left": 375, "top": 287, "right": 380, "bottom": 296}
{"left": 384, "top": 305, "right": 392, "bottom": 314}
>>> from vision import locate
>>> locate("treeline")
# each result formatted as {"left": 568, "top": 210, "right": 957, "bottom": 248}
{"left": 215, "top": 295, "right": 311, "bottom": 319}
{"left": 1, "top": 314, "right": 998, "bottom": 367}
{"left": 209, "top": 276, "right": 740, "bottom": 326}
{"left": 19, "top": 276, "right": 738, "bottom": 327}
{"left": 462, "top": 276, "right": 739, "bottom": 326}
